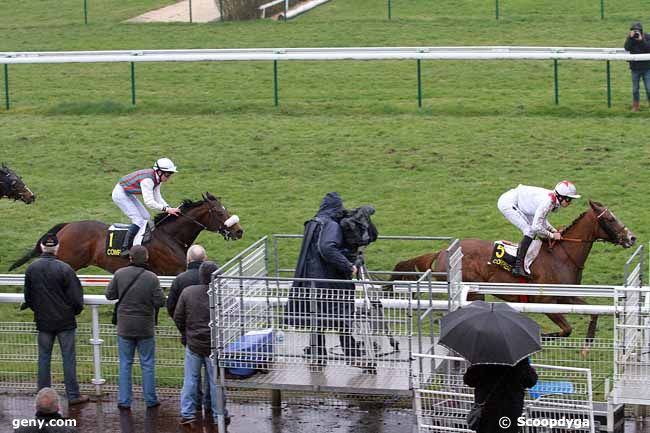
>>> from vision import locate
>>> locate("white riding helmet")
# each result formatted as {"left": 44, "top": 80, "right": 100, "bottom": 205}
{"left": 554, "top": 181, "right": 581, "bottom": 199}
{"left": 153, "top": 157, "right": 177, "bottom": 173}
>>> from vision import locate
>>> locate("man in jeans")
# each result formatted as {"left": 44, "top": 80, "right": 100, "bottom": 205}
{"left": 174, "top": 261, "right": 230, "bottom": 430}
{"left": 23, "top": 233, "right": 88, "bottom": 406}
{"left": 106, "top": 245, "right": 165, "bottom": 409}
{"left": 167, "top": 244, "right": 212, "bottom": 416}
{"left": 624, "top": 22, "right": 650, "bottom": 112}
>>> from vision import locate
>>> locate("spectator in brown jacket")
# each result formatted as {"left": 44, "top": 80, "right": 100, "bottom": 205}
{"left": 105, "top": 245, "right": 164, "bottom": 410}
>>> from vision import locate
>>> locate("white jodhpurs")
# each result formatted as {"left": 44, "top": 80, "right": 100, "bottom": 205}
{"left": 112, "top": 184, "right": 150, "bottom": 246}
{"left": 497, "top": 189, "right": 534, "bottom": 238}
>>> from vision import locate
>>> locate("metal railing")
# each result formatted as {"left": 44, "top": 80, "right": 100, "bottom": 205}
{"left": 413, "top": 353, "right": 595, "bottom": 433}
{"left": 2, "top": 46, "right": 648, "bottom": 110}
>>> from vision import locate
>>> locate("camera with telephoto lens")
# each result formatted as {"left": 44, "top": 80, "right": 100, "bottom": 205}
{"left": 633, "top": 31, "right": 642, "bottom": 39}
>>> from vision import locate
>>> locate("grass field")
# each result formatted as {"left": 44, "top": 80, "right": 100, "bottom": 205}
{"left": 1, "top": 0, "right": 648, "bottom": 337}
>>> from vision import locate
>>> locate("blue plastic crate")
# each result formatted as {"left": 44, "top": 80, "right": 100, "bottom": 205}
{"left": 528, "top": 381, "right": 574, "bottom": 399}
{"left": 222, "top": 328, "right": 273, "bottom": 378}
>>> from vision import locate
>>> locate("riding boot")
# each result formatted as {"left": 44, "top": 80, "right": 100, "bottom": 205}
{"left": 512, "top": 235, "right": 533, "bottom": 279}
{"left": 631, "top": 100, "right": 640, "bottom": 112}
{"left": 120, "top": 224, "right": 140, "bottom": 257}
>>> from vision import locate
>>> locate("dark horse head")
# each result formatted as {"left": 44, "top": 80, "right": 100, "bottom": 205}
{"left": 0, "top": 164, "right": 35, "bottom": 204}
{"left": 154, "top": 192, "right": 243, "bottom": 240}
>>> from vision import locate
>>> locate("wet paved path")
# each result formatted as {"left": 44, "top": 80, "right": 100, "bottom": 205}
{"left": 1, "top": 393, "right": 414, "bottom": 433}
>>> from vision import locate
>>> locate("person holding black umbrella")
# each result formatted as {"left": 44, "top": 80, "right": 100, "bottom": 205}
{"left": 463, "top": 358, "right": 538, "bottom": 433}
{"left": 438, "top": 301, "right": 539, "bottom": 433}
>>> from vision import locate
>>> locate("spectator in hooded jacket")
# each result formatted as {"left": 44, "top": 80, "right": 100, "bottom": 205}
{"left": 23, "top": 233, "right": 88, "bottom": 406}
{"left": 624, "top": 22, "right": 650, "bottom": 112}
{"left": 105, "top": 245, "right": 165, "bottom": 409}
{"left": 174, "top": 261, "right": 229, "bottom": 429}
{"left": 14, "top": 388, "right": 79, "bottom": 433}
{"left": 463, "top": 358, "right": 538, "bottom": 433}
{"left": 167, "top": 244, "right": 212, "bottom": 415}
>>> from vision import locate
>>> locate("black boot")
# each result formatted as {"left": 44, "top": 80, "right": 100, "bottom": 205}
{"left": 512, "top": 235, "right": 533, "bottom": 279}
{"left": 120, "top": 224, "right": 140, "bottom": 257}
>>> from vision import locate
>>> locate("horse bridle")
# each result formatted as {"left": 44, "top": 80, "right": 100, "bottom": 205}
{"left": 0, "top": 170, "right": 30, "bottom": 201}
{"left": 595, "top": 207, "right": 628, "bottom": 246}
{"left": 179, "top": 199, "right": 238, "bottom": 240}
{"left": 556, "top": 207, "right": 626, "bottom": 246}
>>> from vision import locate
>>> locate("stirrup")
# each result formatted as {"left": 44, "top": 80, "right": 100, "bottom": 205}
{"left": 512, "top": 266, "right": 531, "bottom": 279}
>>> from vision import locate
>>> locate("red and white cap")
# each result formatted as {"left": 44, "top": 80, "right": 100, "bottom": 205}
{"left": 555, "top": 181, "right": 581, "bottom": 199}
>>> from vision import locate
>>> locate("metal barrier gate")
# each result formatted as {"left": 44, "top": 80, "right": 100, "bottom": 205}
{"left": 208, "top": 235, "right": 457, "bottom": 419}
{"left": 612, "top": 244, "right": 649, "bottom": 406}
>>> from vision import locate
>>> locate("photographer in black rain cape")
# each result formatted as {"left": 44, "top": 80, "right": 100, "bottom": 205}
{"left": 284, "top": 192, "right": 377, "bottom": 370}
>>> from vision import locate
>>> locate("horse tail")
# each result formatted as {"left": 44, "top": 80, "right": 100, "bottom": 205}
{"left": 8, "top": 223, "right": 69, "bottom": 271}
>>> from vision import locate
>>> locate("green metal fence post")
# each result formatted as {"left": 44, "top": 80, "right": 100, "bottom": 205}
{"left": 554, "top": 59, "right": 559, "bottom": 105}
{"left": 130, "top": 62, "right": 136, "bottom": 106}
{"left": 273, "top": 60, "right": 279, "bottom": 107}
{"left": 495, "top": 0, "right": 499, "bottom": 20}
{"left": 189, "top": 0, "right": 193, "bottom": 23}
{"left": 219, "top": 0, "right": 224, "bottom": 22}
{"left": 388, "top": 0, "right": 392, "bottom": 20}
{"left": 3, "top": 64, "right": 9, "bottom": 110}
{"left": 600, "top": 0, "right": 605, "bottom": 20}
{"left": 606, "top": 60, "right": 611, "bottom": 108}
{"left": 417, "top": 59, "right": 422, "bottom": 108}
{"left": 83, "top": 0, "right": 88, "bottom": 24}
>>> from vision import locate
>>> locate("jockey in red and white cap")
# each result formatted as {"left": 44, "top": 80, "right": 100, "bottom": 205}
{"left": 111, "top": 158, "right": 181, "bottom": 256}
{"left": 497, "top": 181, "right": 581, "bottom": 278}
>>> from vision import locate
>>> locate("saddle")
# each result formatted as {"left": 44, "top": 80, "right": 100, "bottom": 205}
{"left": 105, "top": 222, "right": 153, "bottom": 257}
{"left": 489, "top": 239, "right": 542, "bottom": 274}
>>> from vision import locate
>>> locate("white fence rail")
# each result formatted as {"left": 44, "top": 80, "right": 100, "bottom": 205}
{"left": 2, "top": 46, "right": 650, "bottom": 64}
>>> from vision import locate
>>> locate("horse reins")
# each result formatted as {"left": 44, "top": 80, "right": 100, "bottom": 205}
{"left": 549, "top": 207, "right": 623, "bottom": 271}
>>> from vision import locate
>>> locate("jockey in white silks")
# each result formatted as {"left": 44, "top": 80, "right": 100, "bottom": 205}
{"left": 112, "top": 158, "right": 181, "bottom": 256}
{"left": 497, "top": 181, "right": 581, "bottom": 278}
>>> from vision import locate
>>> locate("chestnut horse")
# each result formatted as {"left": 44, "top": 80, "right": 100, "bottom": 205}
{"left": 0, "top": 164, "right": 35, "bottom": 204}
{"left": 393, "top": 200, "right": 636, "bottom": 347}
{"left": 9, "top": 193, "right": 243, "bottom": 275}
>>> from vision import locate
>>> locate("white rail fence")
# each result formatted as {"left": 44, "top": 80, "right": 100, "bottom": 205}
{"left": 2, "top": 46, "right": 649, "bottom": 109}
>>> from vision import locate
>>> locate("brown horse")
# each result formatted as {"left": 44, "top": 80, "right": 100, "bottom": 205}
{"left": 392, "top": 200, "right": 636, "bottom": 346}
{"left": 9, "top": 193, "right": 243, "bottom": 275}
{"left": 0, "top": 164, "right": 35, "bottom": 204}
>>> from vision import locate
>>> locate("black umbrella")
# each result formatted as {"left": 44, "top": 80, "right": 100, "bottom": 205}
{"left": 438, "top": 300, "right": 541, "bottom": 366}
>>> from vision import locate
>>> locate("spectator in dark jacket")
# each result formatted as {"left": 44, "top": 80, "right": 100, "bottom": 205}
{"left": 14, "top": 388, "right": 79, "bottom": 432}
{"left": 166, "top": 244, "right": 207, "bottom": 318}
{"left": 624, "top": 21, "right": 650, "bottom": 112}
{"left": 23, "top": 233, "right": 88, "bottom": 406}
{"left": 167, "top": 244, "right": 211, "bottom": 414}
{"left": 174, "top": 261, "right": 229, "bottom": 429}
{"left": 463, "top": 358, "right": 538, "bottom": 433}
{"left": 284, "top": 192, "right": 367, "bottom": 370}
{"left": 105, "top": 245, "right": 165, "bottom": 409}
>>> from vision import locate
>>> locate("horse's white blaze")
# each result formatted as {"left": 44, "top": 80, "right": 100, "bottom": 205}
{"left": 224, "top": 215, "right": 239, "bottom": 228}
